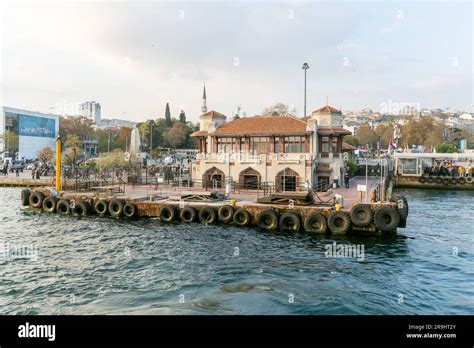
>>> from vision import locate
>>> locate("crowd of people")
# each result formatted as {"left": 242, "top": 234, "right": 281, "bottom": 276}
{"left": 423, "top": 160, "right": 474, "bottom": 177}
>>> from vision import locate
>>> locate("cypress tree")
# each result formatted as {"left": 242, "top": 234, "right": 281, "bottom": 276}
{"left": 179, "top": 110, "right": 186, "bottom": 123}
{"left": 165, "top": 103, "right": 171, "bottom": 127}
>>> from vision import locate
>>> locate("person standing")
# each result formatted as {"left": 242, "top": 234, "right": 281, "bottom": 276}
{"left": 3, "top": 161, "right": 9, "bottom": 177}
{"left": 31, "top": 167, "right": 36, "bottom": 180}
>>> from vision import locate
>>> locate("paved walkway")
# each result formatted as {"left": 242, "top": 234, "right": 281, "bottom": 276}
{"left": 329, "top": 176, "right": 381, "bottom": 207}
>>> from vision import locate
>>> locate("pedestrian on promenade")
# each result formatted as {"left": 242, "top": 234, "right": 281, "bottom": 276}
{"left": 31, "top": 167, "right": 36, "bottom": 180}
{"left": 15, "top": 167, "right": 19, "bottom": 177}
{"left": 3, "top": 162, "right": 9, "bottom": 177}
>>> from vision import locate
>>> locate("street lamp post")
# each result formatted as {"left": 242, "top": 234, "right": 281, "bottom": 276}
{"left": 302, "top": 63, "right": 309, "bottom": 117}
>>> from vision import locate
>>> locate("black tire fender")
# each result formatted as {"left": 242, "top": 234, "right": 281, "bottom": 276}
{"left": 256, "top": 209, "right": 279, "bottom": 231}
{"left": 374, "top": 206, "right": 400, "bottom": 232}
{"left": 233, "top": 208, "right": 251, "bottom": 226}
{"left": 218, "top": 205, "right": 234, "bottom": 224}
{"left": 56, "top": 199, "right": 71, "bottom": 215}
{"left": 29, "top": 191, "right": 45, "bottom": 209}
{"left": 94, "top": 199, "right": 109, "bottom": 216}
{"left": 42, "top": 196, "right": 58, "bottom": 213}
{"left": 21, "top": 189, "right": 30, "bottom": 206}
{"left": 392, "top": 194, "right": 408, "bottom": 228}
{"left": 327, "top": 211, "right": 351, "bottom": 235}
{"left": 303, "top": 213, "right": 327, "bottom": 233}
{"left": 279, "top": 212, "right": 301, "bottom": 232}
{"left": 199, "top": 206, "right": 217, "bottom": 224}
{"left": 108, "top": 199, "right": 124, "bottom": 218}
{"left": 123, "top": 203, "right": 137, "bottom": 218}
{"left": 160, "top": 205, "right": 176, "bottom": 223}
{"left": 350, "top": 204, "right": 373, "bottom": 227}
{"left": 74, "top": 201, "right": 91, "bottom": 216}
{"left": 180, "top": 206, "right": 196, "bottom": 223}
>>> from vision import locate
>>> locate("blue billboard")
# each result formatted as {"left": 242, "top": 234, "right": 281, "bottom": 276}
{"left": 18, "top": 114, "right": 55, "bottom": 138}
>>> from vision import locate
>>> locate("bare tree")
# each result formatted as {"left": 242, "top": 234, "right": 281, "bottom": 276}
{"left": 262, "top": 103, "right": 296, "bottom": 116}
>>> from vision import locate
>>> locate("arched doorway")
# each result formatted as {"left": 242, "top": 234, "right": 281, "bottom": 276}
{"left": 275, "top": 168, "right": 300, "bottom": 192}
{"left": 239, "top": 167, "right": 261, "bottom": 189}
{"left": 202, "top": 167, "right": 225, "bottom": 189}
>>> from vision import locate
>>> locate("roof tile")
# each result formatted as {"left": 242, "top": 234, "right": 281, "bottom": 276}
{"left": 213, "top": 115, "right": 309, "bottom": 136}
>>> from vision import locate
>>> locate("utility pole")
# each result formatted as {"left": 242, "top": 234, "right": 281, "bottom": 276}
{"left": 302, "top": 63, "right": 309, "bottom": 117}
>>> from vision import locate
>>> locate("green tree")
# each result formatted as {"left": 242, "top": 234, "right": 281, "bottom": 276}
{"left": 0, "top": 130, "right": 19, "bottom": 155}
{"left": 346, "top": 159, "right": 359, "bottom": 175}
{"left": 137, "top": 120, "right": 158, "bottom": 150}
{"left": 400, "top": 117, "right": 444, "bottom": 149}
{"left": 435, "top": 143, "right": 457, "bottom": 153}
{"left": 59, "top": 116, "right": 94, "bottom": 141}
{"left": 343, "top": 135, "right": 359, "bottom": 147}
{"left": 356, "top": 124, "right": 377, "bottom": 148}
{"left": 96, "top": 149, "right": 130, "bottom": 170}
{"left": 62, "top": 134, "right": 81, "bottom": 170}
{"left": 163, "top": 123, "right": 187, "bottom": 148}
{"left": 179, "top": 110, "right": 186, "bottom": 123}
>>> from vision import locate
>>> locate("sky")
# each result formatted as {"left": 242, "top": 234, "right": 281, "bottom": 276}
{"left": 0, "top": 0, "right": 472, "bottom": 123}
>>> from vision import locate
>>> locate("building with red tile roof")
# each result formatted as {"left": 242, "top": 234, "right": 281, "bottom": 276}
{"left": 191, "top": 87, "right": 352, "bottom": 190}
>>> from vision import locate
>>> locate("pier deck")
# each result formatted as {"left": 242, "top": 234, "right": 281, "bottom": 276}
{"left": 19, "top": 176, "right": 406, "bottom": 235}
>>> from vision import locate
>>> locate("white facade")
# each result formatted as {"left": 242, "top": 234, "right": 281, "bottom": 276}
{"left": 79, "top": 101, "right": 101, "bottom": 125}
{"left": 0, "top": 106, "right": 59, "bottom": 160}
{"left": 192, "top": 106, "right": 350, "bottom": 190}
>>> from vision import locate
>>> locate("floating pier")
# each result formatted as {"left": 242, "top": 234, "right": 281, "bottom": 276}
{"left": 20, "top": 178, "right": 409, "bottom": 235}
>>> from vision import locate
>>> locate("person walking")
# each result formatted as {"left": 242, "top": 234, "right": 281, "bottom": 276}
{"left": 15, "top": 167, "right": 19, "bottom": 177}
{"left": 3, "top": 161, "right": 9, "bottom": 177}
{"left": 31, "top": 167, "right": 36, "bottom": 180}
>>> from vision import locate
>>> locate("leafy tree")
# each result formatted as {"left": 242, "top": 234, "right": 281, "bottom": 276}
{"left": 343, "top": 135, "right": 359, "bottom": 147}
{"left": 262, "top": 102, "right": 296, "bottom": 116}
{"left": 346, "top": 159, "right": 359, "bottom": 175}
{"left": 37, "top": 146, "right": 55, "bottom": 165}
{"left": 179, "top": 110, "right": 186, "bottom": 123}
{"left": 165, "top": 103, "right": 172, "bottom": 127}
{"left": 137, "top": 120, "right": 156, "bottom": 150}
{"left": 0, "top": 130, "right": 19, "bottom": 155}
{"left": 95, "top": 149, "right": 130, "bottom": 170}
{"left": 400, "top": 117, "right": 444, "bottom": 149}
{"left": 356, "top": 124, "right": 377, "bottom": 149}
{"left": 62, "top": 134, "right": 81, "bottom": 170}
{"left": 64, "top": 134, "right": 81, "bottom": 149}
{"left": 59, "top": 116, "right": 94, "bottom": 141}
{"left": 163, "top": 123, "right": 187, "bottom": 148}
{"left": 435, "top": 143, "right": 457, "bottom": 153}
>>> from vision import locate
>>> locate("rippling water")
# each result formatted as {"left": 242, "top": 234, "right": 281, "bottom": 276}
{"left": 0, "top": 188, "right": 473, "bottom": 314}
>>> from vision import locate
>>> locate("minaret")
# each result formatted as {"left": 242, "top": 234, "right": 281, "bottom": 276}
{"left": 201, "top": 84, "right": 208, "bottom": 113}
